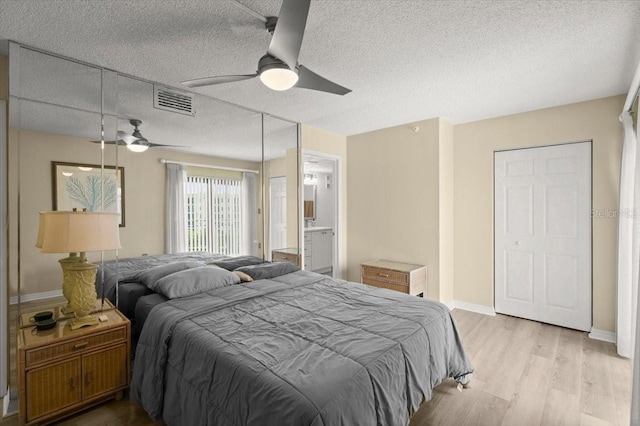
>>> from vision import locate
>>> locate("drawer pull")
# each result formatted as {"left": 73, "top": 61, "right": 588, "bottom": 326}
{"left": 73, "top": 342, "right": 89, "bottom": 350}
{"left": 70, "top": 377, "right": 76, "bottom": 389}
{"left": 378, "top": 273, "right": 390, "bottom": 278}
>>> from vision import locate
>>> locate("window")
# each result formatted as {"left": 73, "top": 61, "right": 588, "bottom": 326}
{"left": 186, "top": 175, "right": 242, "bottom": 255}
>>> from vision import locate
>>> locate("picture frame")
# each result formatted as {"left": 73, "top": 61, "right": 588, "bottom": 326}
{"left": 52, "top": 161, "right": 125, "bottom": 227}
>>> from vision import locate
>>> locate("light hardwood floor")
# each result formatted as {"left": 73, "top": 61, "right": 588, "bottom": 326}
{"left": 1, "top": 309, "right": 632, "bottom": 426}
{"left": 410, "top": 310, "right": 632, "bottom": 426}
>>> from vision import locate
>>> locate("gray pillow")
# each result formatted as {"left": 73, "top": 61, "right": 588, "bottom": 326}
{"left": 154, "top": 266, "right": 241, "bottom": 299}
{"left": 136, "top": 261, "right": 205, "bottom": 290}
{"left": 235, "top": 262, "right": 300, "bottom": 280}
{"left": 210, "top": 255, "right": 266, "bottom": 271}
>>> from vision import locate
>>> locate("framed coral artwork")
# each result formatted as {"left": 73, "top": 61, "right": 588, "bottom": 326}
{"left": 52, "top": 161, "right": 125, "bottom": 227}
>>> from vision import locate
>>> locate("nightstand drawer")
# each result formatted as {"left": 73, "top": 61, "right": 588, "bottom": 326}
{"left": 273, "top": 252, "right": 297, "bottom": 264}
{"left": 363, "top": 277, "right": 410, "bottom": 293}
{"left": 25, "top": 327, "right": 126, "bottom": 367}
{"left": 271, "top": 249, "right": 300, "bottom": 266}
{"left": 362, "top": 265, "right": 409, "bottom": 284}
{"left": 361, "top": 260, "right": 427, "bottom": 297}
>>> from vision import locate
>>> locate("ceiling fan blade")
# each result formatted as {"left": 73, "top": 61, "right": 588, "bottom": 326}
{"left": 267, "top": 0, "right": 310, "bottom": 70}
{"left": 148, "top": 143, "right": 189, "bottom": 148}
{"left": 118, "top": 130, "right": 136, "bottom": 144}
{"left": 181, "top": 74, "right": 257, "bottom": 88}
{"left": 296, "top": 65, "right": 351, "bottom": 95}
{"left": 230, "top": 0, "right": 267, "bottom": 23}
{"left": 90, "top": 139, "right": 121, "bottom": 145}
{"left": 91, "top": 130, "right": 137, "bottom": 145}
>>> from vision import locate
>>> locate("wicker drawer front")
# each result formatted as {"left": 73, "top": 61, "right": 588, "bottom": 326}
{"left": 273, "top": 252, "right": 298, "bottom": 265}
{"left": 363, "top": 277, "right": 410, "bottom": 294}
{"left": 362, "top": 266, "right": 409, "bottom": 284}
{"left": 26, "top": 328, "right": 126, "bottom": 367}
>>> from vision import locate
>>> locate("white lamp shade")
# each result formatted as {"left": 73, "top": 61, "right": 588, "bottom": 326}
{"left": 36, "top": 211, "right": 121, "bottom": 253}
{"left": 259, "top": 67, "right": 299, "bottom": 91}
{"left": 35, "top": 212, "right": 46, "bottom": 249}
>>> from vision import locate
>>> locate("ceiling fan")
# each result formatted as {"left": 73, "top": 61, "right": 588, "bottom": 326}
{"left": 181, "top": 0, "right": 351, "bottom": 95}
{"left": 93, "top": 119, "right": 184, "bottom": 152}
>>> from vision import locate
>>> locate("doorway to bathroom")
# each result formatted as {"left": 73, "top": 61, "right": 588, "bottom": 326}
{"left": 302, "top": 151, "right": 341, "bottom": 278}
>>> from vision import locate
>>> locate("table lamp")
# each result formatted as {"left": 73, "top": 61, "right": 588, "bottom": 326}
{"left": 36, "top": 210, "right": 120, "bottom": 329}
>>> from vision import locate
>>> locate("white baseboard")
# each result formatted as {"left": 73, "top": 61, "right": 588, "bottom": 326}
{"left": 451, "top": 300, "right": 496, "bottom": 316}
{"left": 9, "top": 289, "right": 63, "bottom": 305}
{"left": 588, "top": 328, "right": 616, "bottom": 344}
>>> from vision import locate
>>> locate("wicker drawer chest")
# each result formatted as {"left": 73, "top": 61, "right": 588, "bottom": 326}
{"left": 18, "top": 307, "right": 130, "bottom": 425}
{"left": 272, "top": 248, "right": 300, "bottom": 266}
{"left": 361, "top": 259, "right": 427, "bottom": 297}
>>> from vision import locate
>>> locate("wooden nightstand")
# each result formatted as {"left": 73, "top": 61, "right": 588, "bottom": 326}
{"left": 17, "top": 306, "right": 130, "bottom": 425}
{"left": 361, "top": 259, "right": 427, "bottom": 297}
{"left": 272, "top": 248, "right": 300, "bottom": 266}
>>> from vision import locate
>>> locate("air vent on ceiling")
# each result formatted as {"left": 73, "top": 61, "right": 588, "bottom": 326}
{"left": 154, "top": 85, "right": 195, "bottom": 116}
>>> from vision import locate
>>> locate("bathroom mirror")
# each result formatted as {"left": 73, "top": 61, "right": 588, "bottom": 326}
{"left": 303, "top": 183, "right": 316, "bottom": 220}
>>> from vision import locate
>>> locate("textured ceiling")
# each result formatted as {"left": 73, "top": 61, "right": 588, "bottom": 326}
{"left": 1, "top": 0, "right": 639, "bottom": 137}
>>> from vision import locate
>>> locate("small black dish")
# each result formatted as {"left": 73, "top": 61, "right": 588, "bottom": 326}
{"left": 33, "top": 311, "right": 53, "bottom": 322}
{"left": 36, "top": 318, "right": 57, "bottom": 331}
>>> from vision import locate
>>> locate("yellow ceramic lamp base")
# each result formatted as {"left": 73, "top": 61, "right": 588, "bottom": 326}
{"left": 67, "top": 261, "right": 99, "bottom": 330}
{"left": 59, "top": 253, "right": 79, "bottom": 315}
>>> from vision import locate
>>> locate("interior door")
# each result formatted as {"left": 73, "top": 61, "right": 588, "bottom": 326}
{"left": 269, "top": 177, "right": 287, "bottom": 255}
{"left": 494, "top": 142, "right": 591, "bottom": 331}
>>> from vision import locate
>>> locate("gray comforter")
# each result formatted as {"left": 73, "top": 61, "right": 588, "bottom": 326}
{"left": 131, "top": 270, "right": 473, "bottom": 426}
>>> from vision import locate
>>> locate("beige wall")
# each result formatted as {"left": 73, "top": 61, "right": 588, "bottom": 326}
{"left": 347, "top": 118, "right": 442, "bottom": 298}
{"left": 11, "top": 129, "right": 260, "bottom": 296}
{"left": 454, "top": 95, "right": 624, "bottom": 332}
{"left": 301, "top": 125, "right": 348, "bottom": 278}
{"left": 438, "top": 120, "right": 455, "bottom": 306}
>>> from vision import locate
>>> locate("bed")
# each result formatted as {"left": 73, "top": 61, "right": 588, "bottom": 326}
{"left": 96, "top": 252, "right": 230, "bottom": 314}
{"left": 96, "top": 253, "right": 262, "bottom": 333}
{"left": 97, "top": 254, "right": 473, "bottom": 426}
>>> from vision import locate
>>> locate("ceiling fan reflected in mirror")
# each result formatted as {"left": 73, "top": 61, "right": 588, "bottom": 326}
{"left": 127, "top": 119, "right": 150, "bottom": 153}
{"left": 92, "top": 119, "right": 185, "bottom": 152}
{"left": 181, "top": 0, "right": 351, "bottom": 95}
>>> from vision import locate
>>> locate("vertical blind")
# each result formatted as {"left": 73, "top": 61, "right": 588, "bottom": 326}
{"left": 186, "top": 175, "right": 242, "bottom": 256}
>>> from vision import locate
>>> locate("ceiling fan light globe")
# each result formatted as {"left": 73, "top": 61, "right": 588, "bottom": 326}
{"left": 259, "top": 68, "right": 298, "bottom": 91}
{"left": 127, "top": 143, "right": 149, "bottom": 153}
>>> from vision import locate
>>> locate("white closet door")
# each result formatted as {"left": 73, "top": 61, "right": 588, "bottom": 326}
{"left": 494, "top": 142, "right": 591, "bottom": 331}
{"left": 269, "top": 177, "right": 287, "bottom": 254}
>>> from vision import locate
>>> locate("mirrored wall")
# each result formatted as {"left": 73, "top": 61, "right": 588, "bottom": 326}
{"left": 6, "top": 41, "right": 300, "bottom": 393}
{"left": 9, "top": 42, "right": 301, "bottom": 299}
